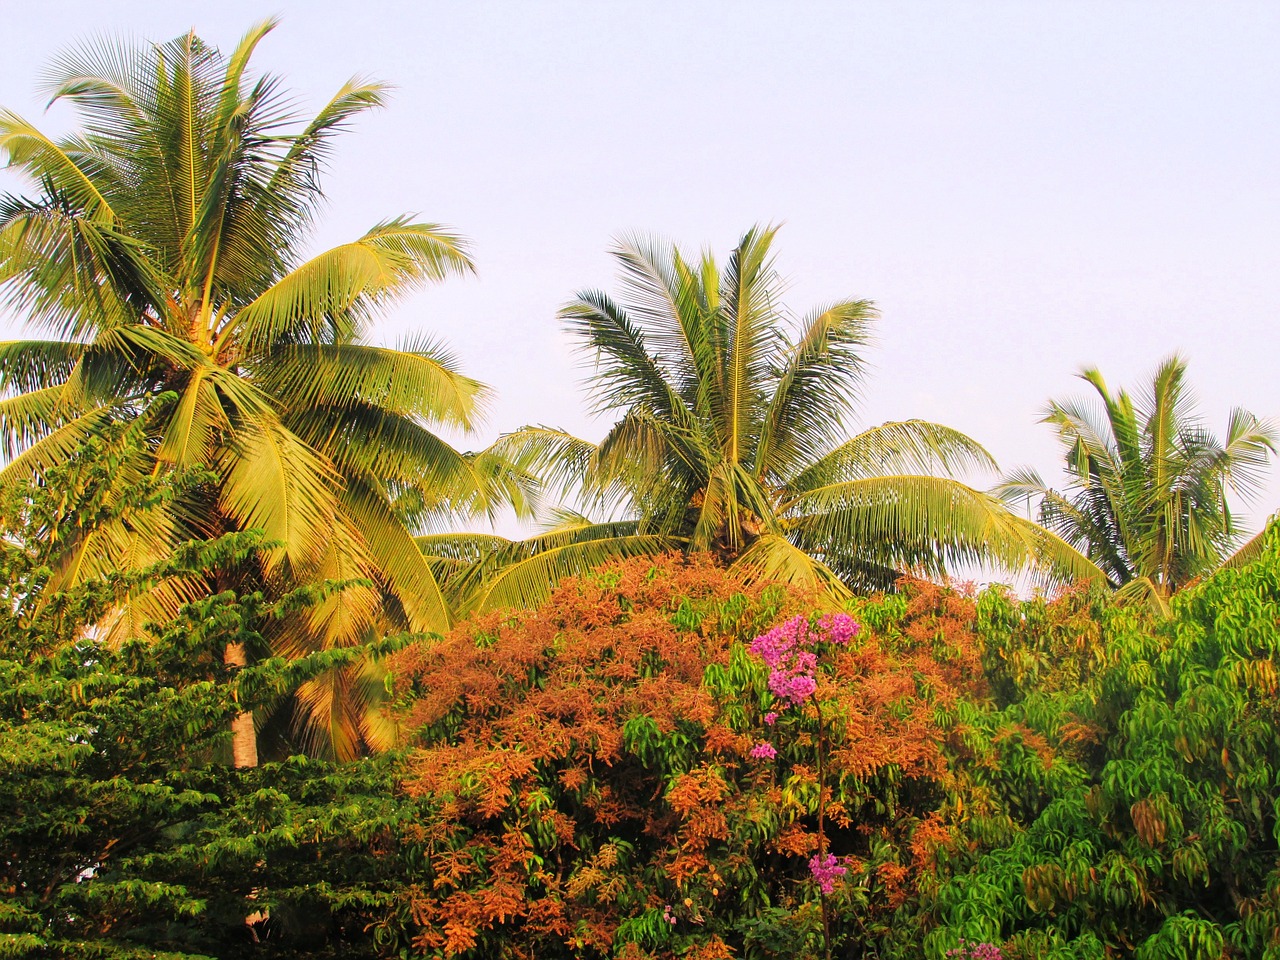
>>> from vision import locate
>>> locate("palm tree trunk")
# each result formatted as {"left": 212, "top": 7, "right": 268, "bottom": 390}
{"left": 216, "top": 543, "right": 258, "bottom": 769}
{"left": 224, "top": 640, "right": 259, "bottom": 768}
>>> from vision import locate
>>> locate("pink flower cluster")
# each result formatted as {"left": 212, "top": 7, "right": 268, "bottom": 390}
{"left": 945, "top": 942, "right": 1003, "bottom": 960}
{"left": 748, "top": 614, "right": 859, "bottom": 708}
{"left": 807, "top": 853, "right": 847, "bottom": 894}
{"left": 749, "top": 741, "right": 778, "bottom": 760}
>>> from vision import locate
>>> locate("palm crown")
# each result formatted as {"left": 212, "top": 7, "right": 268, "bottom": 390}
{"left": 439, "top": 225, "right": 1094, "bottom": 611}
{"left": 998, "top": 355, "right": 1277, "bottom": 609}
{"left": 0, "top": 22, "right": 518, "bottom": 756}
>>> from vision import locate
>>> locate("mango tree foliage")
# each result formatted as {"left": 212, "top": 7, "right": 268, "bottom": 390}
{"left": 919, "top": 524, "right": 1280, "bottom": 959}
{"left": 386, "top": 555, "right": 1020, "bottom": 959}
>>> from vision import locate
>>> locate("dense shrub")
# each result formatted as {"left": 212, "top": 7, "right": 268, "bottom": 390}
{"left": 387, "top": 555, "right": 1018, "bottom": 958}
{"left": 5, "top": 443, "right": 1278, "bottom": 959}
{"left": 388, "top": 532, "right": 1280, "bottom": 960}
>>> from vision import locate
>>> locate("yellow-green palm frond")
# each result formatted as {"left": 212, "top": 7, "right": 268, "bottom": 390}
{"left": 0, "top": 404, "right": 122, "bottom": 497}
{"left": 789, "top": 420, "right": 998, "bottom": 491}
{"left": 225, "top": 219, "right": 474, "bottom": 352}
{"left": 258, "top": 337, "right": 487, "bottom": 429}
{"left": 730, "top": 533, "right": 850, "bottom": 603}
{"left": 216, "top": 418, "right": 340, "bottom": 574}
{"left": 155, "top": 367, "right": 227, "bottom": 467}
{"left": 340, "top": 478, "right": 451, "bottom": 634}
{"left": 785, "top": 474, "right": 1103, "bottom": 589}
{"left": 755, "top": 298, "right": 876, "bottom": 478}
{"left": 0, "top": 110, "right": 118, "bottom": 225}
{"left": 1222, "top": 517, "right": 1278, "bottom": 571}
{"left": 1014, "top": 355, "right": 1276, "bottom": 594}
{"left": 0, "top": 386, "right": 70, "bottom": 458}
{"left": 436, "top": 516, "right": 680, "bottom": 615}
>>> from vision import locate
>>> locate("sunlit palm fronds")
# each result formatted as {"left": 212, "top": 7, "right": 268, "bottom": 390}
{"left": 996, "top": 355, "right": 1278, "bottom": 605}
{"left": 0, "top": 23, "right": 513, "bottom": 759}
{"left": 464, "top": 226, "right": 1096, "bottom": 609}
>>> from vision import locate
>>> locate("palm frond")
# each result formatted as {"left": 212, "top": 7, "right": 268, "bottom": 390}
{"left": 440, "top": 516, "right": 678, "bottom": 615}
{"left": 730, "top": 533, "right": 850, "bottom": 602}
{"left": 790, "top": 420, "right": 997, "bottom": 492}
{"left": 785, "top": 474, "right": 1103, "bottom": 587}
{"left": 756, "top": 298, "right": 876, "bottom": 478}
{"left": 224, "top": 219, "right": 474, "bottom": 352}
{"left": 257, "top": 338, "right": 487, "bottom": 428}
{"left": 216, "top": 418, "right": 340, "bottom": 573}
{"left": 340, "top": 479, "right": 451, "bottom": 634}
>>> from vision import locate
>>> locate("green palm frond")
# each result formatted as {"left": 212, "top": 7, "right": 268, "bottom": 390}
{"left": 0, "top": 387, "right": 69, "bottom": 458}
{"left": 1009, "top": 355, "right": 1275, "bottom": 597}
{"left": 560, "top": 288, "right": 694, "bottom": 424}
{"left": 730, "top": 533, "right": 850, "bottom": 601}
{"left": 715, "top": 223, "right": 784, "bottom": 466}
{"left": 340, "top": 479, "right": 451, "bottom": 634}
{"left": 257, "top": 339, "right": 487, "bottom": 427}
{"left": 1222, "top": 518, "right": 1277, "bottom": 570}
{"left": 216, "top": 418, "right": 340, "bottom": 573}
{"left": 454, "top": 519, "right": 680, "bottom": 614}
{"left": 0, "top": 339, "right": 87, "bottom": 392}
{"left": 791, "top": 420, "right": 997, "bottom": 491}
{"left": 756, "top": 298, "right": 876, "bottom": 478}
{"left": 785, "top": 474, "right": 1101, "bottom": 587}
{"left": 0, "top": 404, "right": 122, "bottom": 495}
{"left": 225, "top": 219, "right": 474, "bottom": 352}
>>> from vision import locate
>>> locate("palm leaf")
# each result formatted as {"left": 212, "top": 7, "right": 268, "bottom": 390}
{"left": 224, "top": 219, "right": 474, "bottom": 352}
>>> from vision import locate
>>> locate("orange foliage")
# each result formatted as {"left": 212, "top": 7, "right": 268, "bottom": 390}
{"left": 385, "top": 556, "right": 996, "bottom": 958}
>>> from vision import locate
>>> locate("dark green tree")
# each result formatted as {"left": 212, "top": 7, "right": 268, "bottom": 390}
{"left": 0, "top": 437, "right": 427, "bottom": 958}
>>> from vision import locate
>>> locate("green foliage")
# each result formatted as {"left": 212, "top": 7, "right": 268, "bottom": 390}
{"left": 0, "top": 441, "right": 429, "bottom": 958}
{"left": 913, "top": 522, "right": 1280, "bottom": 959}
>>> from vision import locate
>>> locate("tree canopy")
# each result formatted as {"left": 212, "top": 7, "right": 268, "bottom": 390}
{"left": 0, "top": 21, "right": 528, "bottom": 758}
{"left": 998, "top": 355, "right": 1276, "bottom": 612}
{"left": 431, "top": 226, "right": 1098, "bottom": 613}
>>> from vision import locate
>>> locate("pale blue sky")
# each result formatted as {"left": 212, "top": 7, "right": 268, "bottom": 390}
{"left": 3, "top": 2, "right": 1278, "bottom": 540}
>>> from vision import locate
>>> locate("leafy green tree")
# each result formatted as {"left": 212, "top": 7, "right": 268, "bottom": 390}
{"left": 431, "top": 226, "right": 1095, "bottom": 612}
{"left": 998, "top": 355, "right": 1276, "bottom": 611}
{"left": 916, "top": 521, "right": 1280, "bottom": 960}
{"left": 0, "top": 435, "right": 428, "bottom": 959}
{"left": 0, "top": 22, "right": 522, "bottom": 759}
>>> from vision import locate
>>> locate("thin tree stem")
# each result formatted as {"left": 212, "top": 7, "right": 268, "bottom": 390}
{"left": 815, "top": 697, "right": 831, "bottom": 960}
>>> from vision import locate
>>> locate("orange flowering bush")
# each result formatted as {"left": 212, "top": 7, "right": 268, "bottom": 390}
{"left": 386, "top": 555, "right": 992, "bottom": 959}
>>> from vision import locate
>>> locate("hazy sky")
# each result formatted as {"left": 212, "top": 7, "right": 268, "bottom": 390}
{"left": 3, "top": 2, "right": 1278, "bottom": 539}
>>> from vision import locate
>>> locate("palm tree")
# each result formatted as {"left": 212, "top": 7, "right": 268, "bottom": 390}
{"left": 427, "top": 225, "right": 1096, "bottom": 612}
{"left": 0, "top": 22, "right": 522, "bottom": 762}
{"left": 996, "top": 356, "right": 1277, "bottom": 612}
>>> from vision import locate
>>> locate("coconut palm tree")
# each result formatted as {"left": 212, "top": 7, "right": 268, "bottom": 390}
{"left": 425, "top": 225, "right": 1096, "bottom": 612}
{"left": 0, "top": 22, "right": 523, "bottom": 762}
{"left": 996, "top": 356, "right": 1277, "bottom": 612}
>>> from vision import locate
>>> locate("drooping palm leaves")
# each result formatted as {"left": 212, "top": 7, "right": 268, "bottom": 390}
{"left": 996, "top": 356, "right": 1277, "bottom": 611}
{"left": 434, "top": 226, "right": 1098, "bottom": 612}
{"left": 0, "top": 22, "right": 521, "bottom": 759}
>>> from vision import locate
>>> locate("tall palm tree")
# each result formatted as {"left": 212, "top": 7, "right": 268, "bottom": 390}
{"left": 997, "top": 356, "right": 1277, "bottom": 612}
{"left": 426, "top": 225, "right": 1096, "bottom": 612}
{"left": 0, "top": 22, "right": 522, "bottom": 761}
